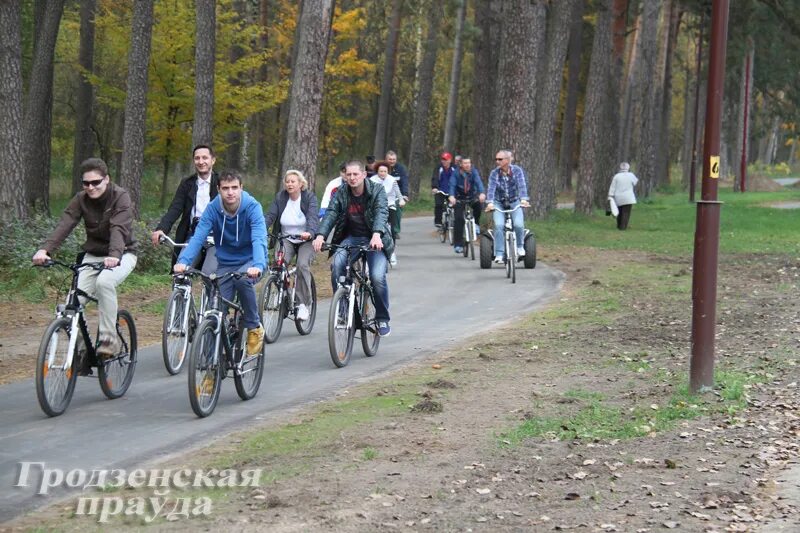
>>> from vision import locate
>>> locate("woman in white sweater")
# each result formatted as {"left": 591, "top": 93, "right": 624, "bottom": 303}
{"left": 608, "top": 162, "right": 639, "bottom": 230}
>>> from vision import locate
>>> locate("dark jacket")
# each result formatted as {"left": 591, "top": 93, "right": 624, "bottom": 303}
{"left": 448, "top": 168, "right": 485, "bottom": 199}
{"left": 155, "top": 172, "right": 220, "bottom": 243}
{"left": 316, "top": 179, "right": 395, "bottom": 259}
{"left": 264, "top": 189, "right": 319, "bottom": 247}
{"left": 389, "top": 162, "right": 409, "bottom": 197}
{"left": 42, "top": 183, "right": 137, "bottom": 259}
{"left": 431, "top": 165, "right": 455, "bottom": 191}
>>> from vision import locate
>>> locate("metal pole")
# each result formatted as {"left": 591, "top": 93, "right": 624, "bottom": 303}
{"left": 690, "top": 0, "right": 729, "bottom": 394}
{"left": 689, "top": 11, "right": 704, "bottom": 203}
{"left": 740, "top": 46, "right": 751, "bottom": 193}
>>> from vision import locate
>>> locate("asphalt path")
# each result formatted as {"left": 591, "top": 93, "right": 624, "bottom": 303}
{"left": 0, "top": 216, "right": 564, "bottom": 522}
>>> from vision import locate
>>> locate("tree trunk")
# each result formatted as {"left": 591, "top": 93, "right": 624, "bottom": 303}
{"left": 618, "top": 12, "right": 639, "bottom": 163}
{"left": 254, "top": 0, "right": 269, "bottom": 175}
{"left": 632, "top": 0, "right": 662, "bottom": 198}
{"left": 193, "top": 0, "right": 216, "bottom": 150}
{"left": 655, "top": 2, "right": 680, "bottom": 188}
{"left": 495, "top": 0, "right": 546, "bottom": 171}
{"left": 281, "top": 0, "right": 335, "bottom": 192}
{"left": 408, "top": 0, "right": 442, "bottom": 199}
{"left": 119, "top": 0, "right": 155, "bottom": 219}
{"left": 71, "top": 0, "right": 97, "bottom": 195}
{"left": 575, "top": 0, "right": 615, "bottom": 215}
{"left": 23, "top": 0, "right": 65, "bottom": 215}
{"left": 734, "top": 41, "right": 753, "bottom": 192}
{"left": 530, "top": 0, "right": 580, "bottom": 219}
{"left": 224, "top": 1, "right": 247, "bottom": 170}
{"left": 442, "top": 0, "right": 466, "bottom": 154}
{"left": 470, "top": 0, "right": 503, "bottom": 176}
{"left": 373, "top": 0, "right": 402, "bottom": 158}
{"left": 557, "top": 0, "right": 585, "bottom": 192}
{"left": 0, "top": 0, "right": 26, "bottom": 222}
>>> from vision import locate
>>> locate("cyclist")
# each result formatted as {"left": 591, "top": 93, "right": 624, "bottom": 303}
{"left": 264, "top": 169, "right": 319, "bottom": 321}
{"left": 486, "top": 150, "right": 530, "bottom": 264}
{"left": 385, "top": 150, "right": 409, "bottom": 237}
{"left": 447, "top": 156, "right": 485, "bottom": 254}
{"left": 173, "top": 170, "right": 267, "bottom": 356}
{"left": 32, "top": 157, "right": 138, "bottom": 358}
{"left": 370, "top": 161, "right": 405, "bottom": 266}
{"left": 151, "top": 144, "right": 218, "bottom": 272}
{"left": 430, "top": 152, "right": 455, "bottom": 228}
{"left": 312, "top": 160, "right": 394, "bottom": 336}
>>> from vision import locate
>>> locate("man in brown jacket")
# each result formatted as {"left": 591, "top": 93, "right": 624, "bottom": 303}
{"left": 32, "top": 158, "right": 138, "bottom": 357}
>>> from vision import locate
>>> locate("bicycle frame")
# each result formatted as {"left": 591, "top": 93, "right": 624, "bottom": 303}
{"left": 271, "top": 236, "right": 303, "bottom": 317}
{"left": 330, "top": 244, "right": 375, "bottom": 333}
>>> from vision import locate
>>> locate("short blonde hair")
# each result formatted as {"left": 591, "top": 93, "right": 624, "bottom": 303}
{"left": 284, "top": 169, "right": 308, "bottom": 191}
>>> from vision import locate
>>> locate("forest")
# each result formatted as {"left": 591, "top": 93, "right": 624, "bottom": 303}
{"left": 1, "top": 0, "right": 799, "bottom": 225}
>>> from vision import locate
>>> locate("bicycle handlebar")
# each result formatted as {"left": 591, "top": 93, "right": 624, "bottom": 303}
{"left": 158, "top": 235, "right": 187, "bottom": 248}
{"left": 174, "top": 268, "right": 249, "bottom": 283}
{"left": 321, "top": 243, "right": 375, "bottom": 253}
{"left": 487, "top": 203, "right": 529, "bottom": 213}
{"left": 35, "top": 259, "right": 107, "bottom": 272}
{"left": 275, "top": 233, "right": 309, "bottom": 241}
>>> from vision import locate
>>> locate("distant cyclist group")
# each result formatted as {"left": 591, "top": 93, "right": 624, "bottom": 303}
{"left": 31, "top": 144, "right": 538, "bottom": 417}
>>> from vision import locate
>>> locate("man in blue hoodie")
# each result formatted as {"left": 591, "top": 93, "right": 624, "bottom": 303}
{"left": 174, "top": 170, "right": 268, "bottom": 356}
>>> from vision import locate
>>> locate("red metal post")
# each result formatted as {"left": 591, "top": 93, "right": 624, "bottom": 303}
{"left": 690, "top": 0, "right": 729, "bottom": 393}
{"left": 689, "top": 12, "right": 704, "bottom": 203}
{"left": 740, "top": 48, "right": 751, "bottom": 193}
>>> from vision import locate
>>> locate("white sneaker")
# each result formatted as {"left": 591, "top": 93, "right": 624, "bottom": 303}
{"left": 517, "top": 247, "right": 525, "bottom": 257}
{"left": 494, "top": 256, "right": 504, "bottom": 264}
{"left": 296, "top": 304, "right": 310, "bottom": 321}
{"left": 390, "top": 252, "right": 397, "bottom": 266}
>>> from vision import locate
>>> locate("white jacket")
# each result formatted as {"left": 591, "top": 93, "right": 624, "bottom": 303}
{"left": 608, "top": 171, "right": 638, "bottom": 206}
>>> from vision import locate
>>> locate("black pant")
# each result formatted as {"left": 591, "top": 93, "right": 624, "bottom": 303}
{"left": 434, "top": 193, "right": 446, "bottom": 225}
{"left": 388, "top": 207, "right": 399, "bottom": 239}
{"left": 617, "top": 204, "right": 632, "bottom": 230}
{"left": 453, "top": 200, "right": 482, "bottom": 247}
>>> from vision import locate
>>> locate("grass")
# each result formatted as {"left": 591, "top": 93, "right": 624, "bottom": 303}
{"left": 500, "top": 368, "right": 767, "bottom": 446}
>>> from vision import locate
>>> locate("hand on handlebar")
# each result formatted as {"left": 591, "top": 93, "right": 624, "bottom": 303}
{"left": 173, "top": 263, "right": 188, "bottom": 274}
{"left": 431, "top": 188, "right": 439, "bottom": 195}
{"left": 151, "top": 230, "right": 165, "bottom": 246}
{"left": 485, "top": 202, "right": 495, "bottom": 212}
{"left": 520, "top": 200, "right": 531, "bottom": 208}
{"left": 312, "top": 235, "right": 325, "bottom": 253}
{"left": 246, "top": 267, "right": 261, "bottom": 279}
{"left": 300, "top": 232, "right": 312, "bottom": 241}
{"left": 32, "top": 249, "right": 50, "bottom": 265}
{"left": 448, "top": 195, "right": 456, "bottom": 206}
{"left": 104, "top": 256, "right": 120, "bottom": 268}
{"left": 370, "top": 233, "right": 383, "bottom": 251}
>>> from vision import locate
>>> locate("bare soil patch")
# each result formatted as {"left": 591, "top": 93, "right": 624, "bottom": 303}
{"left": 4, "top": 247, "right": 800, "bottom": 532}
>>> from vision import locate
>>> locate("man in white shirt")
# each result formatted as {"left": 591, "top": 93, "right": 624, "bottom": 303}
{"left": 608, "top": 162, "right": 639, "bottom": 230}
{"left": 151, "top": 145, "right": 219, "bottom": 270}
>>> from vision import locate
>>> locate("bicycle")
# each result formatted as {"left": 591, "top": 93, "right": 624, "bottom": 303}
{"left": 324, "top": 243, "right": 381, "bottom": 368}
{"left": 34, "top": 260, "right": 137, "bottom": 417}
{"left": 259, "top": 234, "right": 317, "bottom": 343}
{"left": 454, "top": 198, "right": 479, "bottom": 260}
{"left": 436, "top": 191, "right": 454, "bottom": 244}
{"left": 183, "top": 268, "right": 265, "bottom": 417}
{"left": 479, "top": 204, "right": 537, "bottom": 282}
{"left": 159, "top": 235, "right": 212, "bottom": 375}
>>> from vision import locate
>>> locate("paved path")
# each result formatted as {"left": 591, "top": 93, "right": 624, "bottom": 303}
{"left": 0, "top": 217, "right": 564, "bottom": 522}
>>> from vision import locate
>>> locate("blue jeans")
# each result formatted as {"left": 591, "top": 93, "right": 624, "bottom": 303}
{"left": 331, "top": 236, "right": 390, "bottom": 322}
{"left": 492, "top": 201, "right": 525, "bottom": 257}
{"left": 217, "top": 262, "right": 261, "bottom": 329}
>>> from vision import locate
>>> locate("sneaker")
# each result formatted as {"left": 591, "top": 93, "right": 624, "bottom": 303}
{"left": 494, "top": 255, "right": 504, "bottom": 264}
{"left": 96, "top": 337, "right": 120, "bottom": 360}
{"left": 517, "top": 247, "right": 526, "bottom": 257}
{"left": 454, "top": 246, "right": 463, "bottom": 254}
{"left": 475, "top": 227, "right": 480, "bottom": 235}
{"left": 296, "top": 304, "right": 310, "bottom": 321}
{"left": 377, "top": 321, "right": 391, "bottom": 336}
{"left": 246, "top": 325, "right": 265, "bottom": 356}
{"left": 435, "top": 223, "right": 442, "bottom": 229}
{"left": 390, "top": 252, "right": 397, "bottom": 266}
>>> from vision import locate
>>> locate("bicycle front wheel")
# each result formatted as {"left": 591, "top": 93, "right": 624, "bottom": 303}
{"left": 99, "top": 310, "right": 138, "bottom": 399}
{"left": 188, "top": 318, "right": 222, "bottom": 417}
{"left": 36, "top": 317, "right": 78, "bottom": 417}
{"left": 438, "top": 221, "right": 447, "bottom": 243}
{"left": 508, "top": 234, "right": 517, "bottom": 284}
{"left": 234, "top": 327, "right": 265, "bottom": 401}
{"left": 162, "top": 289, "right": 190, "bottom": 375}
{"left": 360, "top": 288, "right": 380, "bottom": 357}
{"left": 447, "top": 216, "right": 454, "bottom": 244}
{"left": 328, "top": 287, "right": 355, "bottom": 368}
{"left": 295, "top": 274, "right": 317, "bottom": 335}
{"left": 260, "top": 275, "right": 284, "bottom": 344}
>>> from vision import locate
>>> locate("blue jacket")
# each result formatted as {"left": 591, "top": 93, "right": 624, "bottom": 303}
{"left": 178, "top": 190, "right": 267, "bottom": 271}
{"left": 431, "top": 165, "right": 455, "bottom": 191}
{"left": 448, "top": 168, "right": 485, "bottom": 199}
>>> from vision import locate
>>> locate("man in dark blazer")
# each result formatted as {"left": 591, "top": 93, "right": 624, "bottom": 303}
{"left": 151, "top": 144, "right": 219, "bottom": 270}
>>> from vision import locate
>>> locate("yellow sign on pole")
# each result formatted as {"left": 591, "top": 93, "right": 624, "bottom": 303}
{"left": 710, "top": 156, "right": 720, "bottom": 178}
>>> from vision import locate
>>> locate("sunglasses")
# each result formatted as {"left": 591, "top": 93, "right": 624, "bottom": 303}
{"left": 495, "top": 158, "right": 506, "bottom": 161}
{"left": 82, "top": 178, "right": 105, "bottom": 188}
